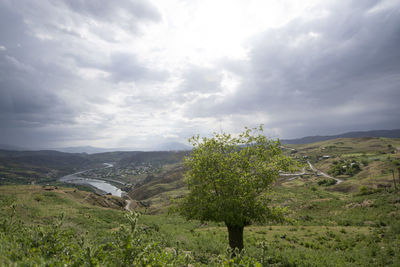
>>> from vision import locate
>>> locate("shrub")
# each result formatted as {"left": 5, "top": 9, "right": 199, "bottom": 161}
{"left": 311, "top": 186, "right": 317, "bottom": 191}
{"left": 317, "top": 179, "right": 337, "bottom": 186}
{"left": 361, "top": 159, "right": 369, "bottom": 166}
{"left": 356, "top": 186, "right": 381, "bottom": 196}
{"left": 0, "top": 209, "right": 192, "bottom": 266}
{"left": 328, "top": 160, "right": 361, "bottom": 176}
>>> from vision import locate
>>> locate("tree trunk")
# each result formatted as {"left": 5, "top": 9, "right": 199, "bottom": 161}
{"left": 398, "top": 168, "right": 400, "bottom": 186}
{"left": 226, "top": 224, "right": 244, "bottom": 253}
{"left": 392, "top": 170, "right": 397, "bottom": 190}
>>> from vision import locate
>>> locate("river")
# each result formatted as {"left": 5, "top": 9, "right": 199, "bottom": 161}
{"left": 59, "top": 163, "right": 126, "bottom": 197}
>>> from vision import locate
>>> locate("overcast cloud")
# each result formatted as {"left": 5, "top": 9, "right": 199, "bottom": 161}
{"left": 0, "top": 0, "right": 399, "bottom": 149}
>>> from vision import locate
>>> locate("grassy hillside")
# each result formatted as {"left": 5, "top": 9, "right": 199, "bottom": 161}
{"left": 285, "top": 137, "right": 400, "bottom": 192}
{"left": 128, "top": 137, "right": 400, "bottom": 212}
{"left": 286, "top": 137, "right": 399, "bottom": 158}
{"left": 0, "top": 150, "right": 98, "bottom": 185}
{"left": 128, "top": 164, "right": 187, "bottom": 213}
{"left": 122, "top": 137, "right": 400, "bottom": 265}
{"left": 85, "top": 151, "right": 141, "bottom": 163}
{"left": 0, "top": 186, "right": 197, "bottom": 265}
{"left": 282, "top": 129, "right": 400, "bottom": 144}
{"left": 1, "top": 183, "right": 399, "bottom": 265}
{"left": 0, "top": 185, "right": 127, "bottom": 242}
{"left": 117, "top": 150, "right": 188, "bottom": 168}
{"left": 1, "top": 137, "right": 400, "bottom": 265}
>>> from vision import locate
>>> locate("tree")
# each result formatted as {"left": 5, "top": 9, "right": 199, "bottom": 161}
{"left": 178, "top": 126, "right": 294, "bottom": 252}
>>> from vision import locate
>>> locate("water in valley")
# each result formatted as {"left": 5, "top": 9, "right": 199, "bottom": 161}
{"left": 59, "top": 163, "right": 125, "bottom": 197}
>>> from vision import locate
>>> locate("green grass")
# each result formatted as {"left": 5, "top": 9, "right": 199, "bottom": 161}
{"left": 0, "top": 185, "right": 126, "bottom": 239}
{"left": 1, "top": 183, "right": 400, "bottom": 265}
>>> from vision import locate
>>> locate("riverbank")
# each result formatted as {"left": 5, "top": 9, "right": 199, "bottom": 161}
{"left": 59, "top": 163, "right": 126, "bottom": 197}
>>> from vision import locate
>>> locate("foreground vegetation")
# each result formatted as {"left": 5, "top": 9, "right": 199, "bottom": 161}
{"left": 0, "top": 186, "right": 258, "bottom": 266}
{"left": 1, "top": 184, "right": 399, "bottom": 266}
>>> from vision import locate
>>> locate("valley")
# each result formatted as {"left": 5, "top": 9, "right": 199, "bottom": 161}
{"left": 0, "top": 137, "right": 400, "bottom": 265}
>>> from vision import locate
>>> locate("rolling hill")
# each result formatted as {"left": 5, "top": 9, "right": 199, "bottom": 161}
{"left": 282, "top": 129, "right": 400, "bottom": 144}
{"left": 127, "top": 136, "right": 400, "bottom": 213}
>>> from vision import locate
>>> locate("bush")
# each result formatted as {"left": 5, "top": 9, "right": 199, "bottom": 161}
{"left": 329, "top": 160, "right": 361, "bottom": 176}
{"left": 0, "top": 207, "right": 266, "bottom": 266}
{"left": 361, "top": 159, "right": 369, "bottom": 166}
{"left": 0, "top": 209, "right": 192, "bottom": 266}
{"left": 356, "top": 186, "right": 381, "bottom": 196}
{"left": 317, "top": 179, "right": 337, "bottom": 186}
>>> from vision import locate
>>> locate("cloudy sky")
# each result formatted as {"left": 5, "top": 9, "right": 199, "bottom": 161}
{"left": 0, "top": 0, "right": 399, "bottom": 149}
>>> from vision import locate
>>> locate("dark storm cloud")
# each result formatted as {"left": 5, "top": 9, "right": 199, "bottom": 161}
{"left": 0, "top": 5, "right": 76, "bottom": 126}
{"left": 0, "top": 0, "right": 161, "bottom": 147}
{"left": 184, "top": 0, "right": 400, "bottom": 137}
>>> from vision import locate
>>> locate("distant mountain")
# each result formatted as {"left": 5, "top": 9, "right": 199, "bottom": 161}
{"left": 0, "top": 144, "right": 28, "bottom": 151}
{"left": 0, "top": 149, "right": 97, "bottom": 184}
{"left": 55, "top": 142, "right": 191, "bottom": 154}
{"left": 54, "top": 146, "right": 117, "bottom": 154}
{"left": 155, "top": 142, "right": 191, "bottom": 151}
{"left": 117, "top": 150, "right": 188, "bottom": 168}
{"left": 282, "top": 129, "right": 400, "bottom": 144}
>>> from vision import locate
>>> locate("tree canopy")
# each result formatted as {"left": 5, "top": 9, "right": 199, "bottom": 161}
{"left": 178, "top": 126, "right": 294, "bottom": 251}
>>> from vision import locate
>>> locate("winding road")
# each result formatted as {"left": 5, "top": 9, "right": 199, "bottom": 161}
{"left": 307, "top": 161, "right": 343, "bottom": 184}
{"left": 280, "top": 167, "right": 307, "bottom": 181}
{"left": 279, "top": 154, "right": 343, "bottom": 185}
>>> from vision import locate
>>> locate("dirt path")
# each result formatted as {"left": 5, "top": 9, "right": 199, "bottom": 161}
{"left": 281, "top": 167, "right": 313, "bottom": 181}
{"left": 280, "top": 167, "right": 306, "bottom": 177}
{"left": 125, "top": 199, "right": 132, "bottom": 211}
{"left": 307, "top": 161, "right": 343, "bottom": 184}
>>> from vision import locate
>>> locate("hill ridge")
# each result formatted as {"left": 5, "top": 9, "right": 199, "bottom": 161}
{"left": 282, "top": 129, "right": 400, "bottom": 144}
